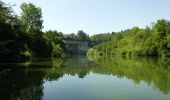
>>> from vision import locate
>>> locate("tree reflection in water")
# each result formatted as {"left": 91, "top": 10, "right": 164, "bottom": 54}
{"left": 0, "top": 56, "right": 170, "bottom": 99}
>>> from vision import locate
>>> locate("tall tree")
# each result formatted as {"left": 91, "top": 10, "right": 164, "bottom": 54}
{"left": 20, "top": 3, "right": 43, "bottom": 33}
{"left": 0, "top": 1, "right": 28, "bottom": 62}
{"left": 77, "top": 30, "right": 89, "bottom": 41}
{"left": 20, "top": 3, "right": 51, "bottom": 57}
{"left": 44, "top": 30, "right": 65, "bottom": 52}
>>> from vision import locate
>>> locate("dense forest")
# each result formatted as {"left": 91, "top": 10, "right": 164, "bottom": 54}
{"left": 0, "top": 1, "right": 58, "bottom": 62}
{"left": 0, "top": 1, "right": 91, "bottom": 62}
{"left": 88, "top": 19, "right": 170, "bottom": 58}
{"left": 1, "top": 0, "right": 170, "bottom": 63}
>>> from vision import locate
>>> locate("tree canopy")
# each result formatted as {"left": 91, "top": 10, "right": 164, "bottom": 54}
{"left": 20, "top": 3, "right": 43, "bottom": 33}
{"left": 1, "top": 0, "right": 170, "bottom": 62}
{"left": 88, "top": 19, "right": 170, "bottom": 58}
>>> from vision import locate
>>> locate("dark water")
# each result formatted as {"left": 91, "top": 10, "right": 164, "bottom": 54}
{"left": 0, "top": 56, "right": 170, "bottom": 100}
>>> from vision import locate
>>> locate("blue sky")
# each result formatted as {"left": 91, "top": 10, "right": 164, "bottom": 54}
{"left": 4, "top": 0, "right": 170, "bottom": 35}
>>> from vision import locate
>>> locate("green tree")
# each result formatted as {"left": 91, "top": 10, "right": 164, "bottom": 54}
{"left": 77, "top": 30, "right": 89, "bottom": 41}
{"left": 88, "top": 19, "right": 170, "bottom": 58}
{"left": 64, "top": 33, "right": 78, "bottom": 40}
{"left": 20, "top": 3, "right": 43, "bottom": 33}
{"left": 44, "top": 30, "right": 65, "bottom": 57}
{"left": 0, "top": 1, "right": 29, "bottom": 62}
{"left": 153, "top": 19, "right": 170, "bottom": 57}
{"left": 90, "top": 33, "right": 113, "bottom": 45}
{"left": 20, "top": 3, "right": 51, "bottom": 57}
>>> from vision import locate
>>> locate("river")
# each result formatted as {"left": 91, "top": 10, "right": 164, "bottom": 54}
{"left": 0, "top": 56, "right": 170, "bottom": 100}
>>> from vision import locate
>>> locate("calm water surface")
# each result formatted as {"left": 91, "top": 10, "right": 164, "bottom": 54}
{"left": 0, "top": 56, "right": 170, "bottom": 100}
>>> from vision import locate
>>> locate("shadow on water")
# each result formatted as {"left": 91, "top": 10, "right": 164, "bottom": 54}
{"left": 0, "top": 55, "right": 170, "bottom": 99}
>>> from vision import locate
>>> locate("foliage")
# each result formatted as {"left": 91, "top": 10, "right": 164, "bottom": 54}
{"left": 0, "top": 1, "right": 66, "bottom": 62}
{"left": 63, "top": 30, "right": 90, "bottom": 41}
{"left": 44, "top": 30, "right": 65, "bottom": 57}
{"left": 90, "top": 32, "right": 114, "bottom": 44}
{"left": 20, "top": 2, "right": 51, "bottom": 58}
{"left": 1, "top": 0, "right": 170, "bottom": 62}
{"left": 77, "top": 30, "right": 90, "bottom": 41}
{"left": 88, "top": 19, "right": 170, "bottom": 58}
{"left": 20, "top": 3, "right": 43, "bottom": 33}
{"left": 51, "top": 44, "right": 63, "bottom": 57}
{"left": 0, "top": 1, "right": 29, "bottom": 62}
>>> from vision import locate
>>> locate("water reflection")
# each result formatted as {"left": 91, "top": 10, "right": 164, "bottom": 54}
{"left": 0, "top": 68, "right": 45, "bottom": 100}
{"left": 87, "top": 56, "right": 170, "bottom": 94}
{"left": 0, "top": 56, "right": 170, "bottom": 99}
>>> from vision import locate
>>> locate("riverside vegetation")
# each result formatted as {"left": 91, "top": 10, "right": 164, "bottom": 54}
{"left": 1, "top": 0, "right": 170, "bottom": 62}
{"left": 1, "top": 1, "right": 170, "bottom": 100}
{"left": 87, "top": 20, "right": 170, "bottom": 58}
{"left": 0, "top": 1, "right": 90, "bottom": 62}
